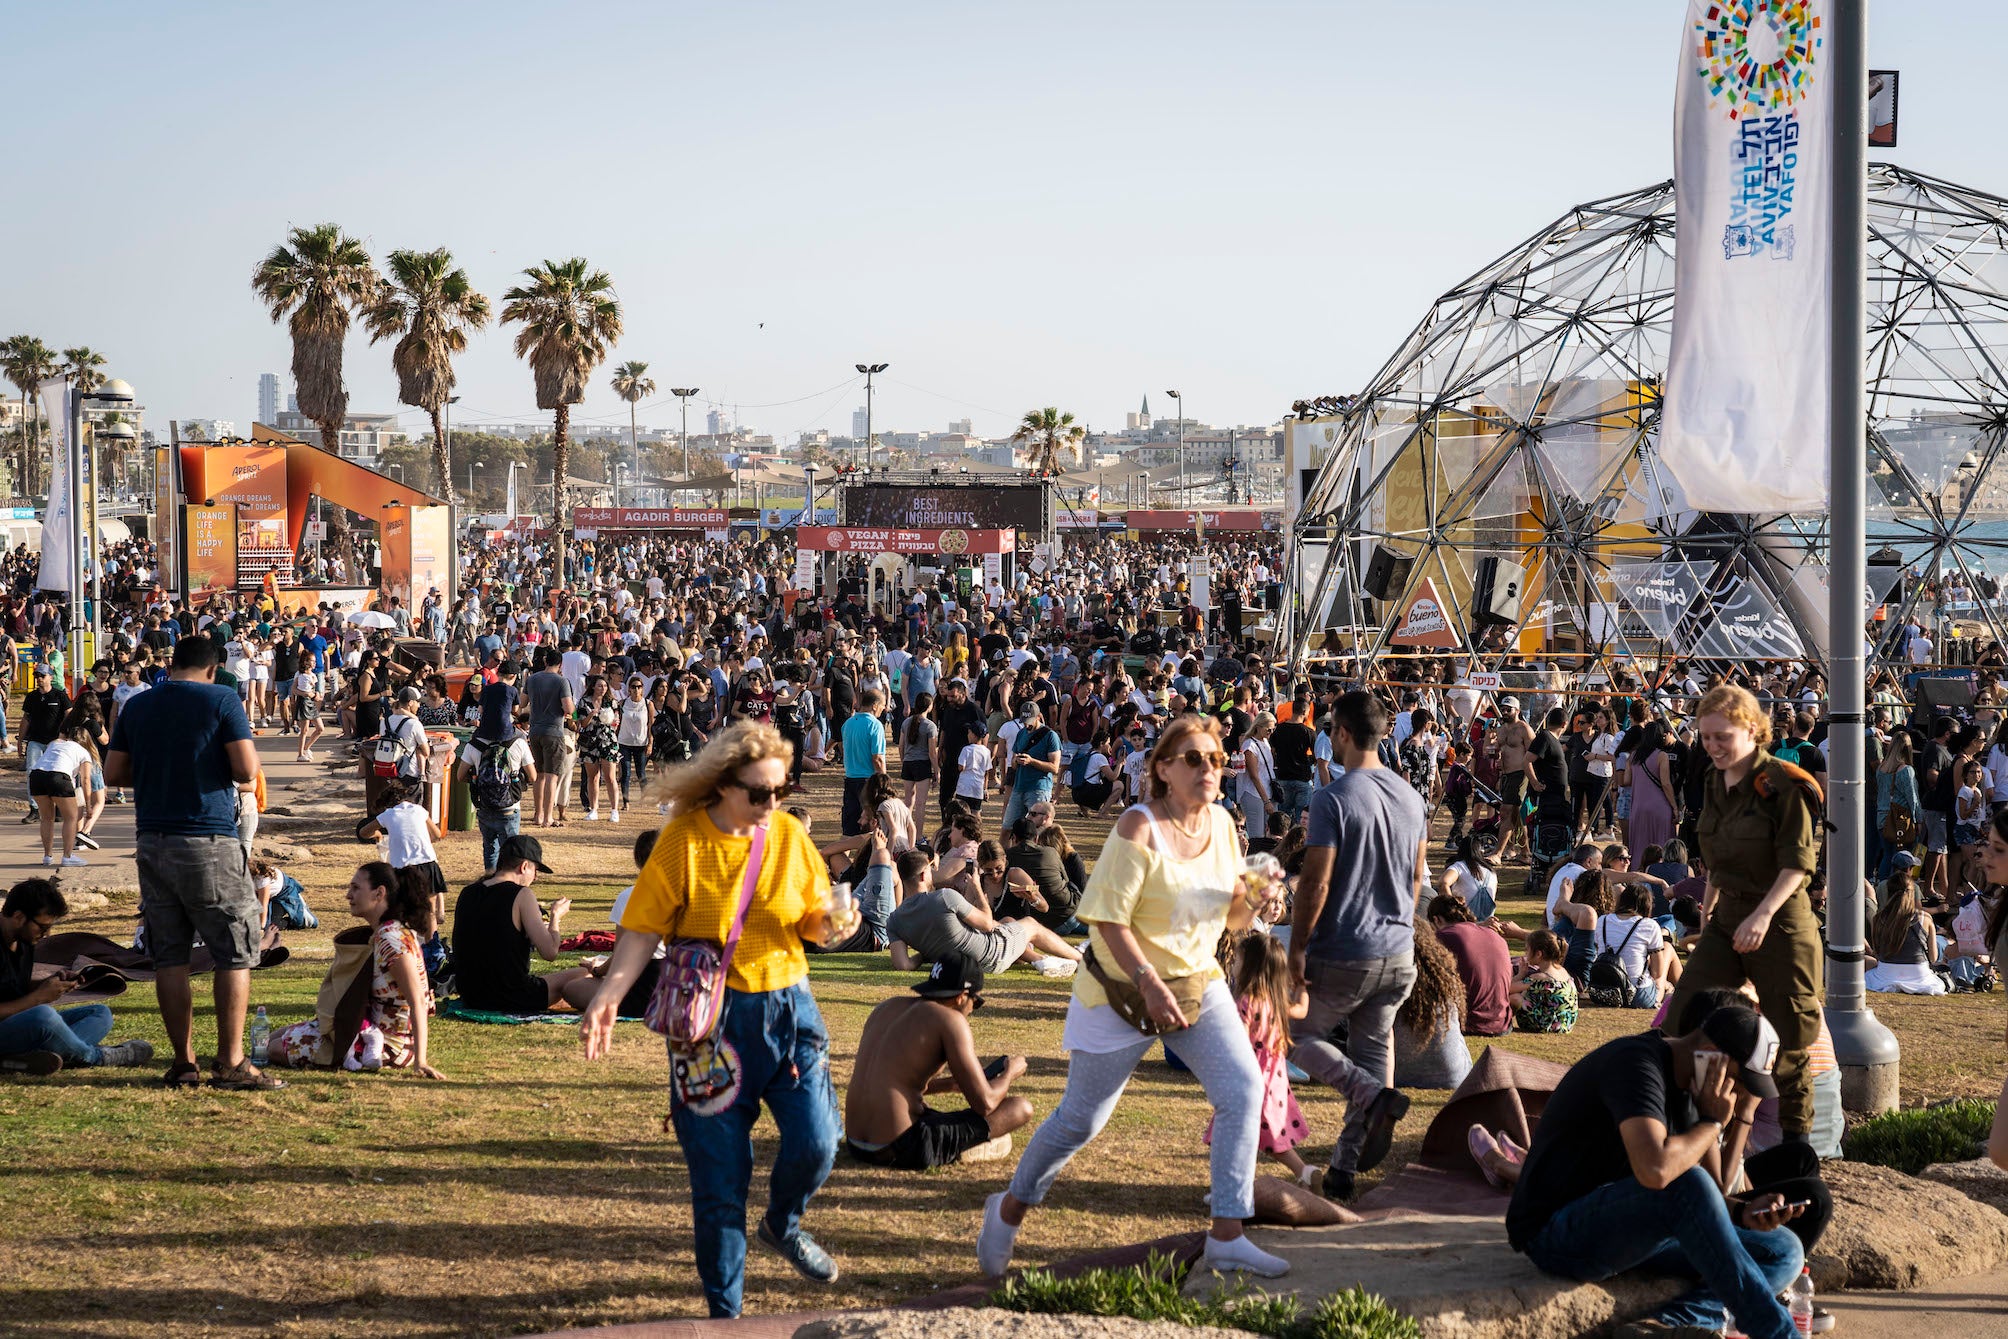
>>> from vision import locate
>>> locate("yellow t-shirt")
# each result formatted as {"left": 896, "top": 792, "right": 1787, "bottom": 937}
{"left": 618, "top": 808, "right": 831, "bottom": 993}
{"left": 1072, "top": 804, "right": 1236, "bottom": 1010}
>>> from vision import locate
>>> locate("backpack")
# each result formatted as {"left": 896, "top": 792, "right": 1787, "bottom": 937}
{"left": 369, "top": 717, "right": 417, "bottom": 780}
{"left": 1585, "top": 918, "right": 1645, "bottom": 1007}
{"left": 472, "top": 741, "right": 525, "bottom": 813}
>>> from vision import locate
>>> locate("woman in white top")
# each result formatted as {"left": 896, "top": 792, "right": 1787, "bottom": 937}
{"left": 1237, "top": 713, "right": 1277, "bottom": 823}
{"left": 1437, "top": 833, "right": 1500, "bottom": 921}
{"left": 614, "top": 676, "right": 655, "bottom": 810}
{"left": 1590, "top": 885, "right": 1676, "bottom": 1009}
{"left": 249, "top": 636, "right": 274, "bottom": 727}
{"left": 30, "top": 728, "right": 94, "bottom": 866}
{"left": 1581, "top": 709, "right": 1621, "bottom": 841}
{"left": 979, "top": 715, "right": 1288, "bottom": 1281}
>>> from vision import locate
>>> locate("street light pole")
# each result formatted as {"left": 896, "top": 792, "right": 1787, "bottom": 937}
{"left": 1825, "top": 0, "right": 1899, "bottom": 1114}
{"left": 856, "top": 363, "right": 888, "bottom": 470}
{"left": 469, "top": 459, "right": 485, "bottom": 497}
{"left": 671, "top": 388, "right": 700, "bottom": 484}
{"left": 1165, "top": 389, "right": 1185, "bottom": 500}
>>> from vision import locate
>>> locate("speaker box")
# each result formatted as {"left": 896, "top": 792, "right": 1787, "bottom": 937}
{"left": 1363, "top": 547, "right": 1413, "bottom": 601}
{"left": 1472, "top": 557, "right": 1525, "bottom": 627}
{"left": 1916, "top": 677, "right": 1974, "bottom": 711}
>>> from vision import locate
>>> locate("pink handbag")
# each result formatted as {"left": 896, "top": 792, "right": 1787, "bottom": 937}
{"left": 645, "top": 826, "right": 766, "bottom": 1050}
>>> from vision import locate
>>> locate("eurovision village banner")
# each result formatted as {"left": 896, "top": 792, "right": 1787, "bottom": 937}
{"left": 35, "top": 378, "right": 73, "bottom": 595}
{"left": 1661, "top": 0, "right": 1833, "bottom": 514}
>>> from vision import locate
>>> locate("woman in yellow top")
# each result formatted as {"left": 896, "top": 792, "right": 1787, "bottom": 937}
{"left": 581, "top": 720, "right": 856, "bottom": 1320}
{"left": 977, "top": 714, "right": 1288, "bottom": 1281}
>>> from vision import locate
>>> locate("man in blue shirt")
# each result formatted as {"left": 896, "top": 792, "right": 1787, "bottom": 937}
{"left": 1001, "top": 702, "right": 1061, "bottom": 832}
{"left": 105, "top": 636, "right": 276, "bottom": 1090}
{"left": 1289, "top": 689, "right": 1427, "bottom": 1200}
{"left": 300, "top": 625, "right": 329, "bottom": 676}
{"left": 841, "top": 688, "right": 888, "bottom": 836}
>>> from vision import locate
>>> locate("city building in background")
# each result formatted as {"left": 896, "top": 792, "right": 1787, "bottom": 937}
{"left": 273, "top": 410, "right": 404, "bottom": 466}
{"left": 257, "top": 372, "right": 280, "bottom": 427}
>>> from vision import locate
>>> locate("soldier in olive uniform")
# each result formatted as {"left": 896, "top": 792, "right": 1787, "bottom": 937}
{"left": 1663, "top": 684, "right": 1825, "bottom": 1140}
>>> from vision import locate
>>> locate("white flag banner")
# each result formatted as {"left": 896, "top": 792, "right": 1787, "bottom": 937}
{"left": 1662, "top": 0, "right": 1833, "bottom": 513}
{"left": 35, "top": 378, "right": 72, "bottom": 594}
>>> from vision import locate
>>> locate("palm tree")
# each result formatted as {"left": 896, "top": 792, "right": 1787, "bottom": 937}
{"left": 61, "top": 347, "right": 106, "bottom": 395}
{"left": 364, "top": 247, "right": 490, "bottom": 502}
{"left": 183, "top": 420, "right": 211, "bottom": 443}
{"left": 609, "top": 359, "right": 655, "bottom": 502}
{"left": 501, "top": 258, "right": 622, "bottom": 580}
{"left": 251, "top": 225, "right": 381, "bottom": 561}
{"left": 1012, "top": 406, "right": 1086, "bottom": 476}
{"left": 4, "top": 336, "right": 59, "bottom": 496}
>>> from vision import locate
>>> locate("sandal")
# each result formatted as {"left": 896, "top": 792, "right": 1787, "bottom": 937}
{"left": 161, "top": 1060, "right": 203, "bottom": 1089}
{"left": 210, "top": 1061, "right": 286, "bottom": 1091}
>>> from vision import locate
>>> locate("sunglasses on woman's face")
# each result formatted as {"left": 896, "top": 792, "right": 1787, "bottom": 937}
{"left": 1177, "top": 748, "right": 1229, "bottom": 771}
{"left": 726, "top": 779, "right": 792, "bottom": 806}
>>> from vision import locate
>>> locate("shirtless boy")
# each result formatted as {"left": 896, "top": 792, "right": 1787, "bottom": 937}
{"left": 1493, "top": 695, "right": 1535, "bottom": 862}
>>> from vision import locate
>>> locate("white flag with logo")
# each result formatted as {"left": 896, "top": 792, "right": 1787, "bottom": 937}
{"left": 1661, "top": 0, "right": 1833, "bottom": 513}
{"left": 35, "top": 378, "right": 72, "bottom": 593}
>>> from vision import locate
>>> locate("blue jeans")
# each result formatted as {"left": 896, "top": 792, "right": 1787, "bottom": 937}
{"left": 1274, "top": 778, "right": 1313, "bottom": 827}
{"left": 1002, "top": 782, "right": 1053, "bottom": 833}
{"left": 618, "top": 745, "right": 649, "bottom": 802}
{"left": 22, "top": 739, "right": 43, "bottom": 811}
{"left": 478, "top": 809, "right": 520, "bottom": 872}
{"left": 1525, "top": 1167, "right": 1802, "bottom": 1339}
{"left": 0, "top": 1002, "right": 112, "bottom": 1066}
{"left": 671, "top": 981, "right": 839, "bottom": 1318}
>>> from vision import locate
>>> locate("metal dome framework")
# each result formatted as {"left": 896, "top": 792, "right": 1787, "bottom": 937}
{"left": 1283, "top": 164, "right": 2008, "bottom": 677}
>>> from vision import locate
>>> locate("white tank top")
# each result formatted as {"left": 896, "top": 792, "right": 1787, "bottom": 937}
{"left": 617, "top": 697, "right": 650, "bottom": 745}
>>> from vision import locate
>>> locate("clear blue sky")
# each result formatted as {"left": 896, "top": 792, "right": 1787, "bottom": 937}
{"left": 2, "top": 0, "right": 1989, "bottom": 441}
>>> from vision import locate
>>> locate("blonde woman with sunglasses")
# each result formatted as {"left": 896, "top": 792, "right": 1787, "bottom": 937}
{"left": 980, "top": 714, "right": 1287, "bottom": 1281}
{"left": 581, "top": 720, "right": 857, "bottom": 1320}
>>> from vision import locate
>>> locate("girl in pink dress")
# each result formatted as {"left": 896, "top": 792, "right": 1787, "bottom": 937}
{"left": 1206, "top": 933, "right": 1314, "bottom": 1185}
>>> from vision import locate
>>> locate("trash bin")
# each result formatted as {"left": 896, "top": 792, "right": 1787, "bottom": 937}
{"left": 438, "top": 727, "right": 475, "bottom": 832}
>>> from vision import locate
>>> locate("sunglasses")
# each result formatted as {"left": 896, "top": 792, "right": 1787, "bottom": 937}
{"left": 1176, "top": 748, "right": 1229, "bottom": 771}
{"left": 725, "top": 779, "right": 792, "bottom": 806}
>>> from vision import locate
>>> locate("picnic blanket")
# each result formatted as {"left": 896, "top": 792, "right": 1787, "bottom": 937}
{"left": 1352, "top": 1044, "right": 1568, "bottom": 1219}
{"left": 438, "top": 998, "right": 642, "bottom": 1025}
{"left": 31, "top": 928, "right": 289, "bottom": 1000}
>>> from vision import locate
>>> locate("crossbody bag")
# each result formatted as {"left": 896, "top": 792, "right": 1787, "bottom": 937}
{"left": 1081, "top": 804, "right": 1211, "bottom": 1036}
{"left": 646, "top": 825, "right": 767, "bottom": 1051}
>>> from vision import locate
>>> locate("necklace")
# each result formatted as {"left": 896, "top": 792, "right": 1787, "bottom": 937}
{"left": 1161, "top": 803, "right": 1207, "bottom": 840}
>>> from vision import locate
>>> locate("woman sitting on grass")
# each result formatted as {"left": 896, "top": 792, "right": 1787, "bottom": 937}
{"left": 1392, "top": 921, "right": 1472, "bottom": 1090}
{"left": 269, "top": 862, "right": 442, "bottom": 1077}
{"left": 1863, "top": 867, "right": 1946, "bottom": 995}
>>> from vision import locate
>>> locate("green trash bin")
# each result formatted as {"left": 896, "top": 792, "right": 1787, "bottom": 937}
{"left": 440, "top": 727, "right": 476, "bottom": 832}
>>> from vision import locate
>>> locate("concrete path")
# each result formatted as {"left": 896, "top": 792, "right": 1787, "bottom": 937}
{"left": 1825, "top": 1268, "right": 2008, "bottom": 1337}
{"left": 0, "top": 720, "right": 343, "bottom": 898}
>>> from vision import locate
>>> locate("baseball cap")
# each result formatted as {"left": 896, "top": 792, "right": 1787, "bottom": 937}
{"left": 1890, "top": 850, "right": 1920, "bottom": 870}
{"left": 911, "top": 958, "right": 984, "bottom": 1005}
{"left": 396, "top": 686, "right": 420, "bottom": 704}
{"left": 1699, "top": 1004, "right": 1781, "bottom": 1099}
{"left": 1498, "top": 695, "right": 1520, "bottom": 709}
{"left": 1018, "top": 702, "right": 1041, "bottom": 722}
{"left": 496, "top": 833, "right": 554, "bottom": 874}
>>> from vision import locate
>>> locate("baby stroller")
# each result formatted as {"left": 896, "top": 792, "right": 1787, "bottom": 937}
{"left": 1524, "top": 814, "right": 1575, "bottom": 894}
{"left": 1460, "top": 774, "right": 1504, "bottom": 857}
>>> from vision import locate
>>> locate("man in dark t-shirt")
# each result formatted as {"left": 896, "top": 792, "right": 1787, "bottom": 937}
{"left": 1270, "top": 709, "right": 1317, "bottom": 826}
{"left": 1507, "top": 1007, "right": 1807, "bottom": 1339}
{"left": 476, "top": 661, "right": 522, "bottom": 747}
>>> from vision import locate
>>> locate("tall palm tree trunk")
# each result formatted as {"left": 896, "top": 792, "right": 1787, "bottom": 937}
{"left": 628, "top": 401, "right": 638, "bottom": 507}
{"left": 315, "top": 413, "right": 355, "bottom": 565}
{"left": 552, "top": 402, "right": 571, "bottom": 587}
{"left": 429, "top": 406, "right": 449, "bottom": 501}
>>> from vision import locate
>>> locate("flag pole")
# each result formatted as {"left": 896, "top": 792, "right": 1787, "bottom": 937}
{"left": 1825, "top": 0, "right": 1900, "bottom": 1112}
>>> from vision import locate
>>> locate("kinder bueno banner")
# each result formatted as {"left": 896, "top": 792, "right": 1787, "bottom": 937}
{"left": 1124, "top": 509, "right": 1267, "bottom": 531}
{"left": 1388, "top": 576, "right": 1463, "bottom": 649}
{"left": 796, "top": 526, "right": 1016, "bottom": 555}
{"left": 573, "top": 507, "right": 728, "bottom": 530}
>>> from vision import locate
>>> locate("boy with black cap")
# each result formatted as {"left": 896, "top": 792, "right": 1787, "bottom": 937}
{"left": 1507, "top": 1003, "right": 1808, "bottom": 1339}
{"left": 843, "top": 959, "right": 1032, "bottom": 1170}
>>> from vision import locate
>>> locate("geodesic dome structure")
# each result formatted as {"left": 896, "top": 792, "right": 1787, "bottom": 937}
{"left": 1284, "top": 164, "right": 2008, "bottom": 676}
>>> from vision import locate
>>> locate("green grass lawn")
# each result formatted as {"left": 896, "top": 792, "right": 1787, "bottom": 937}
{"left": 1, "top": 776, "right": 2001, "bottom": 1337}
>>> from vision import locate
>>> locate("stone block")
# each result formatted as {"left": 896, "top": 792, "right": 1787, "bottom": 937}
{"left": 1917, "top": 1157, "right": 2008, "bottom": 1219}
{"left": 1810, "top": 1159, "right": 2008, "bottom": 1291}
{"left": 795, "top": 1310, "right": 1245, "bottom": 1339}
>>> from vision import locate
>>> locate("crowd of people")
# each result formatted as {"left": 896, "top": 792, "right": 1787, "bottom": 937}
{"left": 4, "top": 520, "right": 2008, "bottom": 1337}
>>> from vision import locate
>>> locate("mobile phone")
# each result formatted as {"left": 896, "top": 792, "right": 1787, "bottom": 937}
{"left": 1782, "top": 1199, "right": 1812, "bottom": 1213}
{"left": 983, "top": 1056, "right": 1009, "bottom": 1081}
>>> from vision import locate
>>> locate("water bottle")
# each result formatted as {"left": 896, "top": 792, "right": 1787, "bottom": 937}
{"left": 250, "top": 1006, "right": 270, "bottom": 1065}
{"left": 1788, "top": 1267, "right": 1815, "bottom": 1336}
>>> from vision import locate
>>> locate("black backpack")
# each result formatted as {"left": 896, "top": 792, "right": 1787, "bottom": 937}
{"left": 472, "top": 741, "right": 524, "bottom": 813}
{"left": 1585, "top": 917, "right": 1645, "bottom": 1007}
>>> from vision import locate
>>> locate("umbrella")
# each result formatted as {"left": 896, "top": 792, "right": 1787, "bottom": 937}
{"left": 346, "top": 610, "right": 397, "bottom": 630}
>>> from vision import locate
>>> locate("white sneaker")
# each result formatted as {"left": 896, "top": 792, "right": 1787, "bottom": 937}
{"left": 40, "top": 855, "right": 53, "bottom": 867}
{"left": 609, "top": 809, "right": 620, "bottom": 824}
{"left": 657, "top": 801, "right": 669, "bottom": 815}
{"left": 1030, "top": 956, "right": 1078, "bottom": 979}
{"left": 976, "top": 1191, "right": 1020, "bottom": 1278}
{"left": 585, "top": 810, "right": 600, "bottom": 822}
{"left": 62, "top": 855, "right": 87, "bottom": 867}
{"left": 1201, "top": 1232, "right": 1290, "bottom": 1278}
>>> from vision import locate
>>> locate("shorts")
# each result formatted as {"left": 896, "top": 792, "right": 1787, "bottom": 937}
{"left": 976, "top": 919, "right": 1037, "bottom": 974}
{"left": 1500, "top": 773, "right": 1524, "bottom": 812}
{"left": 845, "top": 1105, "right": 993, "bottom": 1170}
{"left": 529, "top": 733, "right": 567, "bottom": 773}
{"left": 1923, "top": 810, "right": 1950, "bottom": 855}
{"left": 136, "top": 832, "right": 261, "bottom": 971}
{"left": 275, "top": 677, "right": 294, "bottom": 700}
{"left": 28, "top": 771, "right": 77, "bottom": 798}
{"left": 901, "top": 758, "right": 935, "bottom": 782}
{"left": 1955, "top": 822, "right": 1983, "bottom": 849}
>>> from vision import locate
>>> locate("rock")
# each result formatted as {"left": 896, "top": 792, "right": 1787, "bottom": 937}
{"left": 794, "top": 1309, "right": 1247, "bottom": 1339}
{"left": 1810, "top": 1159, "right": 2008, "bottom": 1291}
{"left": 264, "top": 802, "right": 354, "bottom": 818}
{"left": 253, "top": 841, "right": 314, "bottom": 864}
{"left": 1919, "top": 1158, "right": 2008, "bottom": 1217}
{"left": 54, "top": 889, "right": 112, "bottom": 911}
{"left": 1199, "top": 1212, "right": 1685, "bottom": 1339}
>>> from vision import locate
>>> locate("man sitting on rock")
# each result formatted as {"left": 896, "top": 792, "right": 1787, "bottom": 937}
{"left": 843, "top": 959, "right": 1033, "bottom": 1170}
{"left": 0, "top": 879, "right": 154, "bottom": 1075}
{"left": 1507, "top": 1002, "right": 1807, "bottom": 1339}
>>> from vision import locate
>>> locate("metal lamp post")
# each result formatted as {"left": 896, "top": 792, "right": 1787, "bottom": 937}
{"left": 856, "top": 363, "right": 888, "bottom": 469}
{"left": 1165, "top": 389, "right": 1185, "bottom": 498}
{"left": 671, "top": 388, "right": 700, "bottom": 483}
{"left": 506, "top": 461, "right": 526, "bottom": 518}
{"left": 469, "top": 459, "right": 486, "bottom": 498}
{"left": 802, "top": 462, "right": 819, "bottom": 528}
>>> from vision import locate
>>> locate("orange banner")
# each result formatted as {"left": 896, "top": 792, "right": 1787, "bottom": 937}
{"left": 188, "top": 444, "right": 289, "bottom": 520}
{"left": 1388, "top": 576, "right": 1464, "bottom": 649}
{"left": 184, "top": 502, "right": 238, "bottom": 597}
